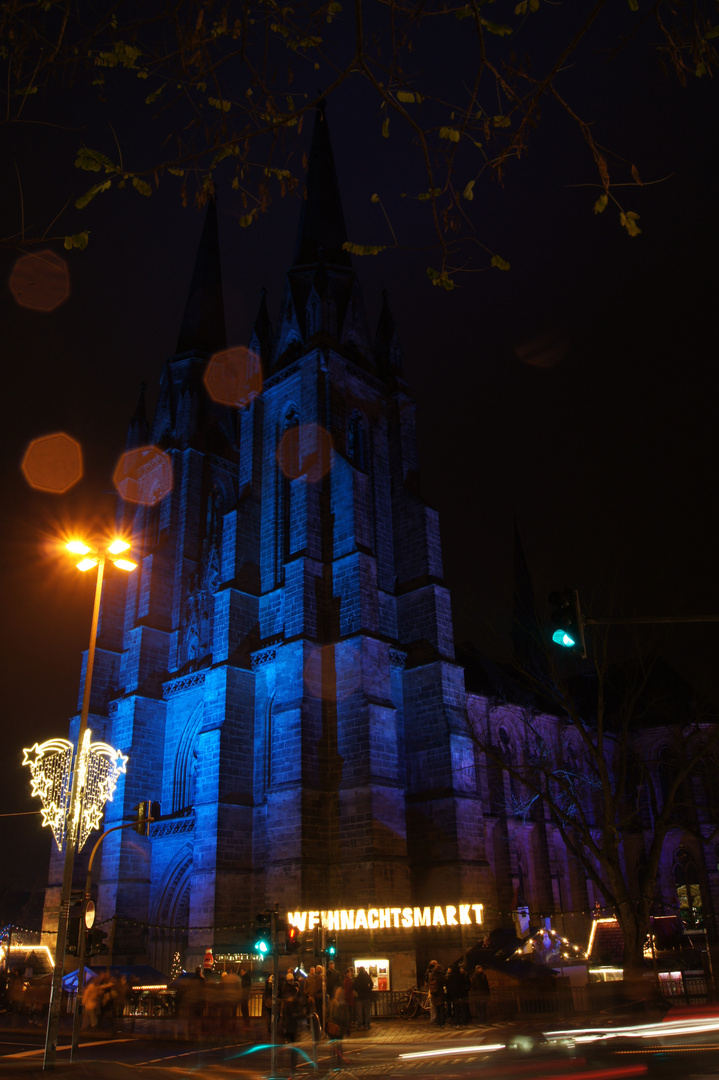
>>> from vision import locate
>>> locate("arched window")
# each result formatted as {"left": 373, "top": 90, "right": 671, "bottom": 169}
{"left": 347, "top": 410, "right": 367, "bottom": 471}
{"left": 173, "top": 705, "right": 203, "bottom": 812}
{"left": 674, "top": 848, "right": 703, "bottom": 929}
{"left": 278, "top": 405, "right": 299, "bottom": 576}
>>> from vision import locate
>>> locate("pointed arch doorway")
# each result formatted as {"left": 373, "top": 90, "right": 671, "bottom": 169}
{"left": 149, "top": 847, "right": 193, "bottom": 976}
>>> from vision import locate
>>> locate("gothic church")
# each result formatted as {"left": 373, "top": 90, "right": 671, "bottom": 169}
{"left": 42, "top": 106, "right": 718, "bottom": 984}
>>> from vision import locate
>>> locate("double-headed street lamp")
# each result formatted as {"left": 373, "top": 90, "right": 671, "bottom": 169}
{"left": 41, "top": 537, "right": 136, "bottom": 1071}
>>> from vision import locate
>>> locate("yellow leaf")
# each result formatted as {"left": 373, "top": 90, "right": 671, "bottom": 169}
{"left": 382, "top": 117, "right": 390, "bottom": 138}
{"left": 462, "top": 180, "right": 475, "bottom": 201}
{"left": 593, "top": 193, "right": 608, "bottom": 214}
{"left": 620, "top": 211, "right": 641, "bottom": 237}
{"left": 439, "top": 126, "right": 461, "bottom": 143}
{"left": 491, "top": 254, "right": 510, "bottom": 271}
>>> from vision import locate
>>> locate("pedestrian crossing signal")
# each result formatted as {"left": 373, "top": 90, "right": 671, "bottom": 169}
{"left": 286, "top": 925, "right": 300, "bottom": 954}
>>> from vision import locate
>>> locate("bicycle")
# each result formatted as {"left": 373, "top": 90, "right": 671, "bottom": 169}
{"left": 396, "top": 986, "right": 431, "bottom": 1018}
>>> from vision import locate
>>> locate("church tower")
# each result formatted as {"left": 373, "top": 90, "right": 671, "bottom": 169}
{"left": 44, "top": 105, "right": 490, "bottom": 983}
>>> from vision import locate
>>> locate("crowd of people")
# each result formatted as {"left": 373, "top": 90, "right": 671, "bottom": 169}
{"left": 425, "top": 960, "right": 491, "bottom": 1027}
{"left": 259, "top": 961, "right": 376, "bottom": 1068}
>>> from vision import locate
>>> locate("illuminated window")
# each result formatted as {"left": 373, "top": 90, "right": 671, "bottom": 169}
{"left": 674, "top": 848, "right": 703, "bottom": 929}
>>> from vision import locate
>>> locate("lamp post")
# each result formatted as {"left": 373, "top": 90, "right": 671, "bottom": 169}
{"left": 43, "top": 538, "right": 136, "bottom": 1071}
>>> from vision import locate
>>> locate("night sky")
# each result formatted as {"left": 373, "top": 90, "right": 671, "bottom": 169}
{"left": 2, "top": 6, "right": 719, "bottom": 910}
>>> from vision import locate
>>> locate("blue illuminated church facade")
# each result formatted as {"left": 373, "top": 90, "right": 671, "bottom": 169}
{"left": 43, "top": 107, "right": 719, "bottom": 982}
{"left": 42, "top": 108, "right": 490, "bottom": 984}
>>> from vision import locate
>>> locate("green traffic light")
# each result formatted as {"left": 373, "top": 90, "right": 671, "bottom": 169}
{"left": 254, "top": 938, "right": 270, "bottom": 955}
{"left": 552, "top": 628, "right": 576, "bottom": 648}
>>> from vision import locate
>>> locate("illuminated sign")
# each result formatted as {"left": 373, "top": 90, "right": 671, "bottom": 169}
{"left": 287, "top": 904, "right": 484, "bottom": 932}
{"left": 22, "top": 730, "right": 128, "bottom": 852}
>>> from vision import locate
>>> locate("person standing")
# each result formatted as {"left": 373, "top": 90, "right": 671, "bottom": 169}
{"left": 424, "top": 961, "right": 438, "bottom": 1024}
{"left": 239, "top": 965, "right": 252, "bottom": 1031}
{"left": 469, "top": 964, "right": 490, "bottom": 1023}
{"left": 281, "top": 971, "right": 299, "bottom": 1071}
{"left": 263, "top": 973, "right": 274, "bottom": 1035}
{"left": 325, "top": 961, "right": 341, "bottom": 999}
{"left": 353, "top": 965, "right": 373, "bottom": 1031}
{"left": 428, "top": 962, "right": 446, "bottom": 1027}
{"left": 327, "top": 986, "right": 350, "bottom": 1067}
{"left": 343, "top": 968, "right": 356, "bottom": 1028}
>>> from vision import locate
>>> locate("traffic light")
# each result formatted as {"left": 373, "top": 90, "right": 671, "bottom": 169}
{"left": 286, "top": 925, "right": 301, "bottom": 954}
{"left": 254, "top": 911, "right": 272, "bottom": 956}
{"left": 87, "top": 926, "right": 108, "bottom": 955}
{"left": 548, "top": 589, "right": 586, "bottom": 657}
{"left": 325, "top": 935, "right": 337, "bottom": 957}
{"left": 132, "top": 800, "right": 152, "bottom": 835}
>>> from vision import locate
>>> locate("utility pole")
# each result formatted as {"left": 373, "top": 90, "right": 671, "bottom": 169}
{"left": 70, "top": 812, "right": 153, "bottom": 1058}
{"left": 270, "top": 908, "right": 279, "bottom": 1079}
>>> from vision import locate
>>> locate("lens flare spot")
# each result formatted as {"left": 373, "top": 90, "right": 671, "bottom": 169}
{"left": 9, "top": 250, "right": 70, "bottom": 312}
{"left": 204, "top": 346, "right": 262, "bottom": 409}
{"left": 113, "top": 445, "right": 173, "bottom": 506}
{"left": 21, "top": 432, "right": 83, "bottom": 493}
{"left": 277, "top": 423, "right": 333, "bottom": 484}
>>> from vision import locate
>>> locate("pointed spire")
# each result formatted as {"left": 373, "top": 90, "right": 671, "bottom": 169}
{"left": 126, "top": 382, "right": 149, "bottom": 449}
{"left": 249, "top": 286, "right": 274, "bottom": 374}
{"left": 292, "top": 103, "right": 351, "bottom": 268}
{"left": 375, "top": 289, "right": 403, "bottom": 379}
{"left": 176, "top": 196, "right": 227, "bottom": 354}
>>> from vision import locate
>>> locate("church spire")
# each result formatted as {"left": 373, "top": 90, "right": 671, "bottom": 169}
{"left": 375, "top": 289, "right": 404, "bottom": 380}
{"left": 176, "top": 196, "right": 227, "bottom": 355}
{"left": 292, "top": 103, "right": 351, "bottom": 268}
{"left": 249, "top": 286, "right": 274, "bottom": 375}
{"left": 126, "top": 382, "right": 148, "bottom": 448}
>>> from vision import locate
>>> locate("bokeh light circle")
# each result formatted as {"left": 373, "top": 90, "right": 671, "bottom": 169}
{"left": 21, "top": 432, "right": 83, "bottom": 493}
{"left": 113, "top": 445, "right": 173, "bottom": 506}
{"left": 204, "top": 346, "right": 262, "bottom": 408}
{"left": 9, "top": 250, "right": 70, "bottom": 312}
{"left": 277, "top": 423, "right": 333, "bottom": 484}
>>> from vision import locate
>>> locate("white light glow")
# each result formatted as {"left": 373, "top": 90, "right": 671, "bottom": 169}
{"left": 107, "top": 539, "right": 130, "bottom": 555}
{"left": 399, "top": 1044, "right": 505, "bottom": 1060}
{"left": 76, "top": 556, "right": 99, "bottom": 572}
{"left": 112, "top": 558, "right": 137, "bottom": 572}
{"left": 287, "top": 903, "right": 484, "bottom": 932}
{"left": 66, "top": 540, "right": 91, "bottom": 555}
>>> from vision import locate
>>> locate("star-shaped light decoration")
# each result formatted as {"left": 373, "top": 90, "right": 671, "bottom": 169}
{"left": 23, "top": 730, "right": 128, "bottom": 852}
{"left": 22, "top": 739, "right": 74, "bottom": 851}
{"left": 74, "top": 731, "right": 128, "bottom": 851}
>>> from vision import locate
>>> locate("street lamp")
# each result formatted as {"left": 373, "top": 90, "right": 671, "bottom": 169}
{"left": 42, "top": 537, "right": 136, "bottom": 1071}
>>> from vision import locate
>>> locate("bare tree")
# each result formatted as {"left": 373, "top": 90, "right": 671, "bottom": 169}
{"left": 465, "top": 635, "right": 719, "bottom": 988}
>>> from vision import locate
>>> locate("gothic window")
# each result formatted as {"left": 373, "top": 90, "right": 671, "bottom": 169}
{"left": 173, "top": 705, "right": 203, "bottom": 812}
{"left": 279, "top": 405, "right": 299, "bottom": 573}
{"left": 674, "top": 848, "right": 703, "bottom": 929}
{"left": 657, "top": 746, "right": 689, "bottom": 825}
{"left": 263, "top": 693, "right": 275, "bottom": 795}
{"left": 488, "top": 725, "right": 516, "bottom": 816}
{"left": 347, "top": 410, "right": 367, "bottom": 471}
